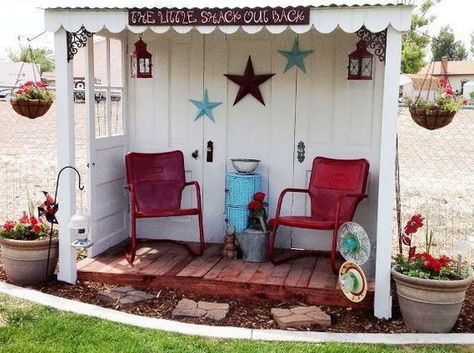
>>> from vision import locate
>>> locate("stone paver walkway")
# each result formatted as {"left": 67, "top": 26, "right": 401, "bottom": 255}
{"left": 271, "top": 305, "right": 331, "bottom": 329}
{"left": 98, "top": 286, "right": 155, "bottom": 307}
{"left": 172, "top": 298, "right": 229, "bottom": 322}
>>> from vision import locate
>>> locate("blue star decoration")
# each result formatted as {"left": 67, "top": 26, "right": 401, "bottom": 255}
{"left": 189, "top": 89, "right": 222, "bottom": 122}
{"left": 278, "top": 39, "right": 314, "bottom": 73}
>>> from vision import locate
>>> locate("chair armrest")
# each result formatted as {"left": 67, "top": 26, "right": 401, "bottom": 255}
{"left": 184, "top": 181, "right": 202, "bottom": 210}
{"left": 274, "top": 188, "right": 309, "bottom": 219}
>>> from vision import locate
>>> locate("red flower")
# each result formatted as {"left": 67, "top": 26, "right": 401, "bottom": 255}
{"left": 3, "top": 220, "right": 15, "bottom": 231}
{"left": 439, "top": 79, "right": 448, "bottom": 88}
{"left": 248, "top": 201, "right": 262, "bottom": 211}
{"left": 445, "top": 86, "right": 454, "bottom": 95}
{"left": 33, "top": 224, "right": 42, "bottom": 235}
{"left": 35, "top": 81, "right": 45, "bottom": 88}
{"left": 463, "top": 99, "right": 468, "bottom": 106}
{"left": 438, "top": 255, "right": 451, "bottom": 267}
{"left": 254, "top": 192, "right": 265, "bottom": 202}
{"left": 30, "top": 217, "right": 38, "bottom": 225}
{"left": 404, "top": 214, "right": 424, "bottom": 236}
{"left": 24, "top": 81, "right": 34, "bottom": 87}
{"left": 16, "top": 89, "right": 23, "bottom": 94}
{"left": 19, "top": 212, "right": 29, "bottom": 224}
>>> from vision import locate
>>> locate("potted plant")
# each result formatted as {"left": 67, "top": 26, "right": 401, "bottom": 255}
{"left": 0, "top": 203, "right": 58, "bottom": 285}
{"left": 392, "top": 214, "right": 472, "bottom": 333}
{"left": 407, "top": 79, "right": 466, "bottom": 130}
{"left": 235, "top": 192, "right": 269, "bottom": 262}
{"left": 10, "top": 81, "right": 54, "bottom": 119}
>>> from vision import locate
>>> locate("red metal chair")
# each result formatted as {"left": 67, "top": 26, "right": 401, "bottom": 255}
{"left": 125, "top": 151, "right": 205, "bottom": 263}
{"left": 268, "top": 156, "right": 369, "bottom": 274}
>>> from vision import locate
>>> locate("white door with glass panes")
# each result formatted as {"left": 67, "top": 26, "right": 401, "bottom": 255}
{"left": 86, "top": 36, "right": 129, "bottom": 256}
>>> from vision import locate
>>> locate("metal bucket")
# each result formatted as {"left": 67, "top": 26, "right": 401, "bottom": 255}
{"left": 235, "top": 229, "right": 269, "bottom": 262}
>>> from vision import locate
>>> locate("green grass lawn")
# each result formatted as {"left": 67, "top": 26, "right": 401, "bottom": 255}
{"left": 0, "top": 294, "right": 471, "bottom": 353}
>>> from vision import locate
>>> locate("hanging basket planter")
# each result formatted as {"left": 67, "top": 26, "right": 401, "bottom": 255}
{"left": 10, "top": 98, "right": 53, "bottom": 119}
{"left": 409, "top": 106, "right": 456, "bottom": 130}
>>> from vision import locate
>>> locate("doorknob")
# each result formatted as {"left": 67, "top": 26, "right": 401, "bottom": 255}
{"left": 191, "top": 149, "right": 199, "bottom": 160}
{"left": 297, "top": 141, "right": 305, "bottom": 163}
{"left": 206, "top": 141, "right": 214, "bottom": 162}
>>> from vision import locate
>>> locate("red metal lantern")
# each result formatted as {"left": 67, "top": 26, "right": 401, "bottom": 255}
{"left": 130, "top": 37, "right": 152, "bottom": 78}
{"left": 348, "top": 39, "right": 373, "bottom": 80}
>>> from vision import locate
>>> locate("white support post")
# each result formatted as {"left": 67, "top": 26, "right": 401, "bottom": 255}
{"left": 374, "top": 26, "right": 402, "bottom": 319}
{"left": 54, "top": 28, "right": 77, "bottom": 284}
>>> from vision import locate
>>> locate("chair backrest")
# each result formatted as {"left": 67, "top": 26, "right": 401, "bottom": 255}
{"left": 125, "top": 151, "right": 185, "bottom": 211}
{"left": 308, "top": 157, "right": 369, "bottom": 223}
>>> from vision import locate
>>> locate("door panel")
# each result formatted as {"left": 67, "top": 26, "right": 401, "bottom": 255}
{"left": 87, "top": 37, "right": 129, "bottom": 257}
{"left": 136, "top": 32, "right": 204, "bottom": 242}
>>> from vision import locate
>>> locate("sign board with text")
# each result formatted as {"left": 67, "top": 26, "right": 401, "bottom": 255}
{"left": 128, "top": 7, "right": 310, "bottom": 26}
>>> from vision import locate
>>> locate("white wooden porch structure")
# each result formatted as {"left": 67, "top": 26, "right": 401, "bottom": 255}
{"left": 45, "top": 0, "right": 412, "bottom": 319}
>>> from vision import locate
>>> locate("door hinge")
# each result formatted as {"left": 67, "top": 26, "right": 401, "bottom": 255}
{"left": 87, "top": 162, "right": 96, "bottom": 168}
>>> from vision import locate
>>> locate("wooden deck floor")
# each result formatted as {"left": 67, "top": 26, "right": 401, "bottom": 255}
{"left": 77, "top": 241, "right": 374, "bottom": 308}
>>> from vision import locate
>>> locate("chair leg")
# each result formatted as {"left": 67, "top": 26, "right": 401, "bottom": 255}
{"left": 330, "top": 227, "right": 338, "bottom": 274}
{"left": 268, "top": 224, "right": 279, "bottom": 263}
{"left": 197, "top": 211, "right": 205, "bottom": 255}
{"left": 125, "top": 215, "right": 137, "bottom": 264}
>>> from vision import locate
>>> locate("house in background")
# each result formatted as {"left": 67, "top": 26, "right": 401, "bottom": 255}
{"left": 418, "top": 57, "right": 474, "bottom": 94}
{"left": 0, "top": 62, "right": 40, "bottom": 98}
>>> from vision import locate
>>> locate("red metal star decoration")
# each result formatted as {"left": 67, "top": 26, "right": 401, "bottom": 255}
{"left": 224, "top": 56, "right": 275, "bottom": 106}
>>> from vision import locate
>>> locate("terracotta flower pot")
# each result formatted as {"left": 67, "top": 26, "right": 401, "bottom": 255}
{"left": 392, "top": 266, "right": 472, "bottom": 333}
{"left": 10, "top": 98, "right": 52, "bottom": 119}
{"left": 0, "top": 237, "right": 58, "bottom": 285}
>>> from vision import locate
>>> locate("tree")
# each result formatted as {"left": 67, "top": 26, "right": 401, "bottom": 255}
{"left": 400, "top": 0, "right": 440, "bottom": 74}
{"left": 431, "top": 25, "right": 468, "bottom": 61}
{"left": 8, "top": 45, "right": 54, "bottom": 73}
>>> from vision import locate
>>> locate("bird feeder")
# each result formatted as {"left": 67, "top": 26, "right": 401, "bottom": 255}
{"left": 69, "top": 213, "right": 93, "bottom": 249}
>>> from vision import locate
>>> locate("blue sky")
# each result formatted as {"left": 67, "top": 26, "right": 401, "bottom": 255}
{"left": 0, "top": 0, "right": 473, "bottom": 60}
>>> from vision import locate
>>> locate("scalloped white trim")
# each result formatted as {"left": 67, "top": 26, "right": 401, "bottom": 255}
{"left": 44, "top": 6, "right": 412, "bottom": 34}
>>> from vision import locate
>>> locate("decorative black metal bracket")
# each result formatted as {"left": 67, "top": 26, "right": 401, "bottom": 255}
{"left": 66, "top": 27, "right": 93, "bottom": 62}
{"left": 356, "top": 27, "right": 387, "bottom": 62}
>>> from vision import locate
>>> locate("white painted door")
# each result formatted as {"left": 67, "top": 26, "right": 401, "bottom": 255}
{"left": 86, "top": 37, "right": 129, "bottom": 256}
{"left": 134, "top": 32, "right": 207, "bottom": 243}
{"left": 291, "top": 30, "right": 380, "bottom": 250}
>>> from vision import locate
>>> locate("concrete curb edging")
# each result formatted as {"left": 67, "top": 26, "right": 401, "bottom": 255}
{"left": 0, "top": 281, "right": 473, "bottom": 345}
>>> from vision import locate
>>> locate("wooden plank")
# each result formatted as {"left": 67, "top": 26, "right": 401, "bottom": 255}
{"left": 176, "top": 245, "right": 221, "bottom": 278}
{"left": 248, "top": 261, "right": 275, "bottom": 284}
{"left": 77, "top": 270, "right": 374, "bottom": 309}
{"left": 267, "top": 262, "right": 292, "bottom": 286}
{"left": 148, "top": 248, "right": 190, "bottom": 276}
{"left": 202, "top": 258, "right": 229, "bottom": 280}
{"left": 284, "top": 257, "right": 317, "bottom": 288}
{"left": 308, "top": 257, "right": 338, "bottom": 289}
{"left": 163, "top": 254, "right": 195, "bottom": 277}
{"left": 215, "top": 260, "right": 245, "bottom": 282}
{"left": 76, "top": 256, "right": 98, "bottom": 270}
{"left": 234, "top": 261, "right": 260, "bottom": 283}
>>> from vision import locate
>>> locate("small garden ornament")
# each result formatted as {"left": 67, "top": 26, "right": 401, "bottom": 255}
{"left": 10, "top": 81, "right": 54, "bottom": 119}
{"left": 392, "top": 214, "right": 473, "bottom": 332}
{"left": 222, "top": 224, "right": 239, "bottom": 260}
